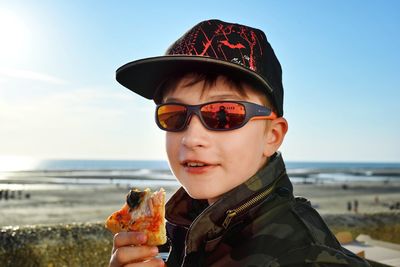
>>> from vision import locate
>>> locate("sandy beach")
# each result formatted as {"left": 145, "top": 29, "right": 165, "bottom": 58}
{"left": 1, "top": 177, "right": 400, "bottom": 267}
{"left": 0, "top": 179, "right": 399, "bottom": 228}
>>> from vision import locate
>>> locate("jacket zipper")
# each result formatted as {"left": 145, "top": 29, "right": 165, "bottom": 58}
{"left": 222, "top": 172, "right": 285, "bottom": 229}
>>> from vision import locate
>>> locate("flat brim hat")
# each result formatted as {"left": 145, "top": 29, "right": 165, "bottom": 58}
{"left": 116, "top": 19, "right": 284, "bottom": 116}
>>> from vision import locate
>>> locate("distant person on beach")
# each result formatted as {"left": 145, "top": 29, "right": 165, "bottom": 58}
{"left": 109, "top": 20, "right": 370, "bottom": 266}
{"left": 354, "top": 199, "right": 359, "bottom": 213}
{"left": 347, "top": 201, "right": 352, "bottom": 212}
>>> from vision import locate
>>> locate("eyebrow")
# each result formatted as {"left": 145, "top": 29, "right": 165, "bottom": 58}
{"left": 163, "top": 97, "right": 182, "bottom": 103}
{"left": 207, "top": 94, "right": 243, "bottom": 101}
{"left": 164, "top": 94, "right": 243, "bottom": 103}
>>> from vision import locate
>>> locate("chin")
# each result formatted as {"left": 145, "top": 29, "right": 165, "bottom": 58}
{"left": 184, "top": 186, "right": 221, "bottom": 201}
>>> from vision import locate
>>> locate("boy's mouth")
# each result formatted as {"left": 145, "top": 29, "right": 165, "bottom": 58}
{"left": 181, "top": 160, "right": 218, "bottom": 174}
{"left": 187, "top": 162, "right": 206, "bottom": 167}
{"left": 181, "top": 160, "right": 212, "bottom": 168}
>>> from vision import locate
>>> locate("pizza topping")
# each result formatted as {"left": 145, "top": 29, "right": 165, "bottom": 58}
{"left": 151, "top": 190, "right": 164, "bottom": 206}
{"left": 126, "top": 189, "right": 144, "bottom": 209}
{"left": 148, "top": 196, "right": 155, "bottom": 216}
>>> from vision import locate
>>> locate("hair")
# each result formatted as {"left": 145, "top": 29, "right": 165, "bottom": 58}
{"left": 154, "top": 69, "right": 276, "bottom": 112}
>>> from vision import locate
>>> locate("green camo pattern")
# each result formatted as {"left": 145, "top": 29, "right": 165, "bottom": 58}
{"left": 164, "top": 153, "right": 371, "bottom": 267}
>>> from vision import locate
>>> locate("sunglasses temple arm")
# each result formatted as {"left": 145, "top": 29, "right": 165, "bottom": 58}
{"left": 250, "top": 112, "right": 278, "bottom": 121}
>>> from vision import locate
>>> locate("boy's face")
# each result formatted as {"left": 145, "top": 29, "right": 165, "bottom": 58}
{"left": 163, "top": 75, "right": 275, "bottom": 204}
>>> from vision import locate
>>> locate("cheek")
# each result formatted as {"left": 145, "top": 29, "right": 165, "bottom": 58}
{"left": 165, "top": 133, "right": 180, "bottom": 163}
{"left": 222, "top": 124, "right": 267, "bottom": 166}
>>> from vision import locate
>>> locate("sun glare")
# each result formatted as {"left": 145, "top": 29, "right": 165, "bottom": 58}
{"left": 0, "top": 156, "right": 38, "bottom": 172}
{"left": 0, "top": 8, "right": 30, "bottom": 61}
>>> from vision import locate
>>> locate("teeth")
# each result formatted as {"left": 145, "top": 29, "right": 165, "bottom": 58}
{"left": 187, "top": 162, "right": 205, "bottom": 167}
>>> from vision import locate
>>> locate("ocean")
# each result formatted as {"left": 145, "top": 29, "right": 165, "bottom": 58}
{"left": 1, "top": 159, "right": 400, "bottom": 191}
{"left": 13, "top": 159, "right": 400, "bottom": 172}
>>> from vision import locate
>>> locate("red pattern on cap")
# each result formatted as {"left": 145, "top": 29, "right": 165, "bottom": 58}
{"left": 168, "top": 22, "right": 264, "bottom": 72}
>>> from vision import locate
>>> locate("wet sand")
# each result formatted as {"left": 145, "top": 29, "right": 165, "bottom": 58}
{"left": 0, "top": 181, "right": 399, "bottom": 227}
{"left": 293, "top": 182, "right": 400, "bottom": 215}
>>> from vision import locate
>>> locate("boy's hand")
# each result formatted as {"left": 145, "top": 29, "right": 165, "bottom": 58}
{"left": 109, "top": 232, "right": 165, "bottom": 267}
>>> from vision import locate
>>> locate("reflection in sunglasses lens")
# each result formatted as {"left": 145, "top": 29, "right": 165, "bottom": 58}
{"left": 157, "top": 102, "right": 248, "bottom": 131}
{"left": 158, "top": 105, "right": 187, "bottom": 130}
{"left": 201, "top": 102, "right": 246, "bottom": 129}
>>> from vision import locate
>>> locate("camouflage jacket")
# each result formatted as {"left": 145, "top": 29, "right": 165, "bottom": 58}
{"left": 164, "top": 153, "right": 370, "bottom": 267}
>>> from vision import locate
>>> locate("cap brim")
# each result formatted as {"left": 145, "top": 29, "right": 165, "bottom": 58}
{"left": 116, "top": 55, "right": 274, "bottom": 103}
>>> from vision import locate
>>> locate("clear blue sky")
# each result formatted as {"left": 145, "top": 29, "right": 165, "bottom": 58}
{"left": 0, "top": 0, "right": 399, "bottom": 166}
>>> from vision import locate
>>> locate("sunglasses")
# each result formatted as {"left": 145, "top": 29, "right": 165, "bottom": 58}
{"left": 155, "top": 101, "right": 277, "bottom": 132}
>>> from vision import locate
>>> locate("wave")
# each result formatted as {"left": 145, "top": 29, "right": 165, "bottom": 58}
{"left": 1, "top": 160, "right": 400, "bottom": 191}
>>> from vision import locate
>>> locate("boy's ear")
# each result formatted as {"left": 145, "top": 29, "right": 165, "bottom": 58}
{"left": 263, "top": 117, "right": 288, "bottom": 157}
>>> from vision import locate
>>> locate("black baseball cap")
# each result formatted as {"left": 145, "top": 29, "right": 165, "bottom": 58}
{"left": 116, "top": 19, "right": 284, "bottom": 116}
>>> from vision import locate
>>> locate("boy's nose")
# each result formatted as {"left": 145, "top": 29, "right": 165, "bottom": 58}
{"left": 181, "top": 114, "right": 210, "bottom": 149}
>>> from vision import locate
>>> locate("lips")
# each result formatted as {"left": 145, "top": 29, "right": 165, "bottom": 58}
{"left": 181, "top": 160, "right": 209, "bottom": 167}
{"left": 181, "top": 159, "right": 218, "bottom": 174}
{"left": 185, "top": 162, "right": 206, "bottom": 168}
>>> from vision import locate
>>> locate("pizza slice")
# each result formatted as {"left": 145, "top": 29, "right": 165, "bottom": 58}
{"left": 105, "top": 188, "right": 166, "bottom": 246}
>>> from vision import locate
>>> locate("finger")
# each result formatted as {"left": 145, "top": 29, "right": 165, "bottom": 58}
{"left": 112, "top": 246, "right": 158, "bottom": 266}
{"left": 113, "top": 232, "right": 147, "bottom": 250}
{"left": 124, "top": 258, "right": 165, "bottom": 267}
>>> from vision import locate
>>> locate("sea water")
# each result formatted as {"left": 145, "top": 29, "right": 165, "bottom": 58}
{"left": 0, "top": 159, "right": 399, "bottom": 190}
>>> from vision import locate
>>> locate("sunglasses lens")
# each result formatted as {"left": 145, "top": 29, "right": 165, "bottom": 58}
{"left": 201, "top": 102, "right": 246, "bottom": 130}
{"left": 157, "top": 104, "right": 187, "bottom": 131}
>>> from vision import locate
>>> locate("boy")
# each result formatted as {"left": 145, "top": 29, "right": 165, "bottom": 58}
{"left": 110, "top": 20, "right": 370, "bottom": 267}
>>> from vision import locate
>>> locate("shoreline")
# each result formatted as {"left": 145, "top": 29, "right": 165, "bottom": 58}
{"left": 0, "top": 179, "right": 399, "bottom": 228}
